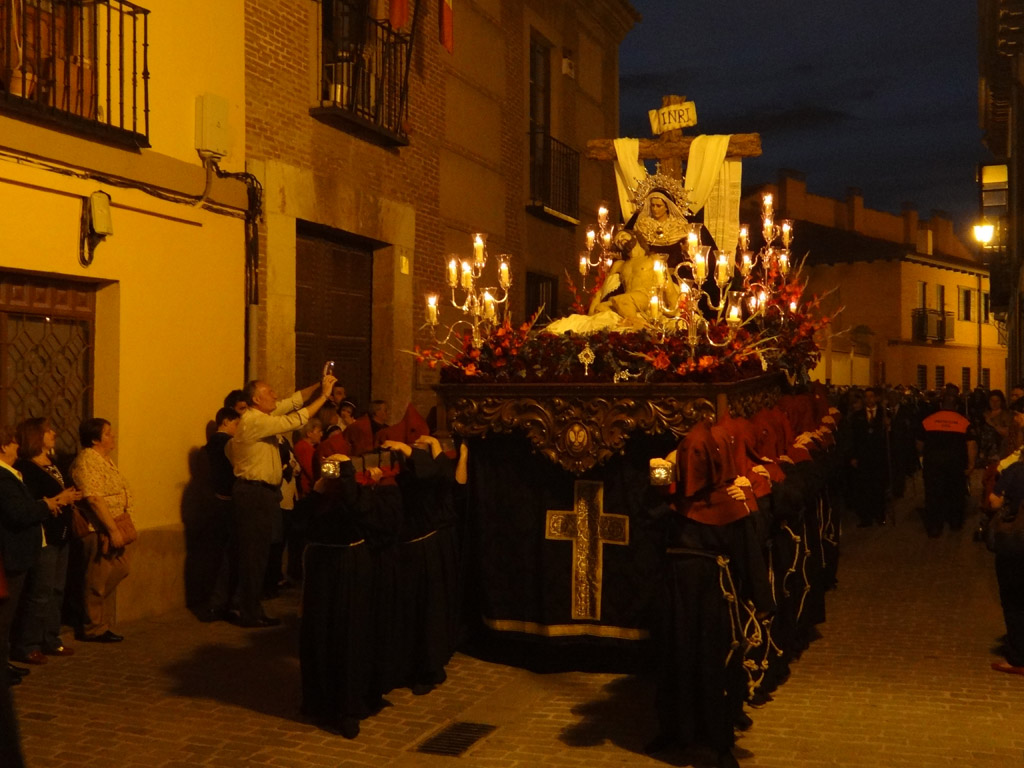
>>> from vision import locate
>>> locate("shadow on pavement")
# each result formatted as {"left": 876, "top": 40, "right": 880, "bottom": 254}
{"left": 161, "top": 616, "right": 304, "bottom": 722}
{"left": 558, "top": 674, "right": 753, "bottom": 767}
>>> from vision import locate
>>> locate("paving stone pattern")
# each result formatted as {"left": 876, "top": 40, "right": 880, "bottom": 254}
{"left": 13, "top": 481, "right": 1024, "bottom": 767}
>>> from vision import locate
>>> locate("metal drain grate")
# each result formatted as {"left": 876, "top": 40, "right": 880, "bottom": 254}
{"left": 416, "top": 721, "right": 497, "bottom": 756}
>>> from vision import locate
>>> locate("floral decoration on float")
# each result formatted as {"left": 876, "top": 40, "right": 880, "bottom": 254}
{"left": 415, "top": 182, "right": 836, "bottom": 386}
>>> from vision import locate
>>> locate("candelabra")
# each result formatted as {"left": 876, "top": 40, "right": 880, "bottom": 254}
{"left": 424, "top": 233, "right": 512, "bottom": 347}
{"left": 577, "top": 204, "right": 617, "bottom": 290}
{"left": 643, "top": 192, "right": 798, "bottom": 356}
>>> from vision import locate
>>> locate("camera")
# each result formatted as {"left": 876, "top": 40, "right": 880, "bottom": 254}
{"left": 321, "top": 458, "right": 341, "bottom": 479}
{"left": 323, "top": 360, "right": 335, "bottom": 377}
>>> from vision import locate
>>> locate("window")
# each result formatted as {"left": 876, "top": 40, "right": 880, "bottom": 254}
{"left": 958, "top": 287, "right": 972, "bottom": 321}
{"left": 917, "top": 364, "right": 927, "bottom": 390}
{"left": 962, "top": 367, "right": 971, "bottom": 391}
{"left": 0, "top": 0, "right": 151, "bottom": 145}
{"left": 525, "top": 272, "right": 558, "bottom": 326}
{"left": 935, "top": 284, "right": 945, "bottom": 312}
{"left": 527, "top": 30, "right": 579, "bottom": 223}
{"left": 983, "top": 368, "right": 991, "bottom": 388}
{"left": 983, "top": 292, "right": 991, "bottom": 323}
{"left": 917, "top": 281, "right": 927, "bottom": 309}
{"left": 935, "top": 365, "right": 945, "bottom": 388}
{"left": 529, "top": 31, "right": 552, "bottom": 176}
{"left": 315, "top": 0, "right": 412, "bottom": 145}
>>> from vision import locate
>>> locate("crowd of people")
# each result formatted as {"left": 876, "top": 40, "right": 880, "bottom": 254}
{"left": 194, "top": 372, "right": 467, "bottom": 739}
{"left": 4, "top": 374, "right": 1023, "bottom": 767}
{"left": 1, "top": 416, "right": 136, "bottom": 767}
{"left": 832, "top": 381, "right": 1024, "bottom": 680}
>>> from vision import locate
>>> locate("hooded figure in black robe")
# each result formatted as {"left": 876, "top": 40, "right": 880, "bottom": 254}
{"left": 300, "top": 457, "right": 378, "bottom": 739}
{"left": 648, "top": 420, "right": 757, "bottom": 768}
{"left": 387, "top": 434, "right": 460, "bottom": 694}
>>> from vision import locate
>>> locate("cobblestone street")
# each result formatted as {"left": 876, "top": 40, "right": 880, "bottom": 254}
{"left": 13, "top": 480, "right": 1024, "bottom": 767}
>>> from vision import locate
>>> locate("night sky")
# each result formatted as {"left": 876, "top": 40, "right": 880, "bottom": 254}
{"left": 618, "top": 0, "right": 990, "bottom": 237}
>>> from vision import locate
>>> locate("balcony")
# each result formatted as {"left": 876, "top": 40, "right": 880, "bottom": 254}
{"left": 911, "top": 308, "right": 954, "bottom": 342}
{"left": 312, "top": 5, "right": 411, "bottom": 146}
{"left": 0, "top": 0, "right": 150, "bottom": 147}
{"left": 528, "top": 130, "right": 580, "bottom": 225}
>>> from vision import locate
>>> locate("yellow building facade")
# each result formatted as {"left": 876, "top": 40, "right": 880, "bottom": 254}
{"left": 0, "top": 1, "right": 249, "bottom": 620}
{"left": 748, "top": 173, "right": 1006, "bottom": 392}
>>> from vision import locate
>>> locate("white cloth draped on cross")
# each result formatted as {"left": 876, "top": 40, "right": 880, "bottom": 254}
{"left": 613, "top": 134, "right": 742, "bottom": 252}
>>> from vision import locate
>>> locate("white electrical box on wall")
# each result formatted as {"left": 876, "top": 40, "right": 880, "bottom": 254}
{"left": 195, "top": 93, "right": 230, "bottom": 160}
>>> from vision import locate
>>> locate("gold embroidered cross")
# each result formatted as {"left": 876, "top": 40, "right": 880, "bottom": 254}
{"left": 546, "top": 480, "right": 629, "bottom": 621}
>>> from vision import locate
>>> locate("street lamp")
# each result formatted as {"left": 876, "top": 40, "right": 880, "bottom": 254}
{"left": 974, "top": 221, "right": 995, "bottom": 249}
{"left": 972, "top": 220, "right": 996, "bottom": 390}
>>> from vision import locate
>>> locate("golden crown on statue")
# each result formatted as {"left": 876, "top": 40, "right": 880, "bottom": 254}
{"left": 628, "top": 163, "right": 691, "bottom": 213}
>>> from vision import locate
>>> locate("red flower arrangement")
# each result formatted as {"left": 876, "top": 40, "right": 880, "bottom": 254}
{"left": 415, "top": 278, "right": 836, "bottom": 385}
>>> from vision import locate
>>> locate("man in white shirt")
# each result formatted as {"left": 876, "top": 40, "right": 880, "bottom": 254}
{"left": 228, "top": 373, "right": 336, "bottom": 627}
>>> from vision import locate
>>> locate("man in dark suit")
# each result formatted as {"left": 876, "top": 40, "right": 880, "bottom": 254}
{"left": 849, "top": 387, "right": 890, "bottom": 527}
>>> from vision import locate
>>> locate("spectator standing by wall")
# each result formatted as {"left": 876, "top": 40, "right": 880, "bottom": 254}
{"left": 70, "top": 418, "right": 135, "bottom": 642}
{"left": 11, "top": 418, "right": 80, "bottom": 661}
{"left": 227, "top": 373, "right": 335, "bottom": 627}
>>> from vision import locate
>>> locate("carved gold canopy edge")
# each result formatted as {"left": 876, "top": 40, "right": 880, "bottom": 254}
{"left": 434, "top": 374, "right": 784, "bottom": 475}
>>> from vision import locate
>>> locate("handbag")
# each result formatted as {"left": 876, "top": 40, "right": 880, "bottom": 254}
{"left": 70, "top": 504, "right": 92, "bottom": 539}
{"left": 113, "top": 512, "right": 138, "bottom": 546}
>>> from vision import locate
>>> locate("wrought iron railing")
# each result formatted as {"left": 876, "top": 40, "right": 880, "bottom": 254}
{"left": 0, "top": 0, "right": 150, "bottom": 145}
{"left": 911, "top": 308, "right": 955, "bottom": 342}
{"left": 529, "top": 130, "right": 580, "bottom": 222}
{"left": 320, "top": 11, "right": 410, "bottom": 143}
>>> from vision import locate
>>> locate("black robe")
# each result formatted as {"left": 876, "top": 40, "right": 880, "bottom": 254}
{"left": 396, "top": 448, "right": 459, "bottom": 687}
{"left": 300, "top": 462, "right": 376, "bottom": 723}
{"left": 654, "top": 492, "right": 759, "bottom": 755}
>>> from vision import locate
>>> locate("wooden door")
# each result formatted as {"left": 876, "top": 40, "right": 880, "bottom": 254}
{"left": 0, "top": 271, "right": 94, "bottom": 461}
{"left": 295, "top": 228, "right": 373, "bottom": 412}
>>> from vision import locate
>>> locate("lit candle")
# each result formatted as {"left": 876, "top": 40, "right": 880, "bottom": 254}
{"left": 716, "top": 252, "right": 730, "bottom": 283}
{"left": 693, "top": 247, "right": 708, "bottom": 282}
{"left": 763, "top": 216, "right": 774, "bottom": 243}
{"left": 586, "top": 229, "right": 596, "bottom": 251}
{"left": 726, "top": 291, "right": 744, "bottom": 328}
{"left": 649, "top": 294, "right": 661, "bottom": 320}
{"left": 602, "top": 232, "right": 612, "bottom": 249}
{"left": 579, "top": 255, "right": 588, "bottom": 276}
{"left": 780, "top": 220, "right": 793, "bottom": 248}
{"left": 778, "top": 250, "right": 789, "bottom": 276}
{"left": 447, "top": 258, "right": 458, "bottom": 287}
{"left": 473, "top": 234, "right": 485, "bottom": 267}
{"left": 687, "top": 223, "right": 702, "bottom": 255}
{"left": 789, "top": 300, "right": 798, "bottom": 313}
{"left": 461, "top": 261, "right": 473, "bottom": 291}
{"left": 598, "top": 206, "right": 609, "bottom": 226}
{"left": 762, "top": 193, "right": 774, "bottom": 218}
{"left": 741, "top": 251, "right": 753, "bottom": 276}
{"left": 653, "top": 258, "right": 666, "bottom": 287}
{"left": 483, "top": 290, "right": 496, "bottom": 321}
{"left": 426, "top": 294, "right": 438, "bottom": 325}
{"left": 499, "top": 259, "right": 510, "bottom": 289}
{"left": 739, "top": 225, "right": 749, "bottom": 252}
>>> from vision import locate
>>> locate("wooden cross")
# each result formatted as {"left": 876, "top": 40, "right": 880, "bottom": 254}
{"left": 585, "top": 94, "right": 762, "bottom": 174}
{"left": 545, "top": 480, "right": 629, "bottom": 621}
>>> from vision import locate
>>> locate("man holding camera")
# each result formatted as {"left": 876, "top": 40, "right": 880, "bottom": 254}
{"left": 227, "top": 372, "right": 336, "bottom": 627}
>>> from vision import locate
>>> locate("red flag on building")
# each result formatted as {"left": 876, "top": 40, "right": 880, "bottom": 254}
{"left": 390, "top": 0, "right": 409, "bottom": 29}
{"left": 439, "top": 0, "right": 453, "bottom": 53}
